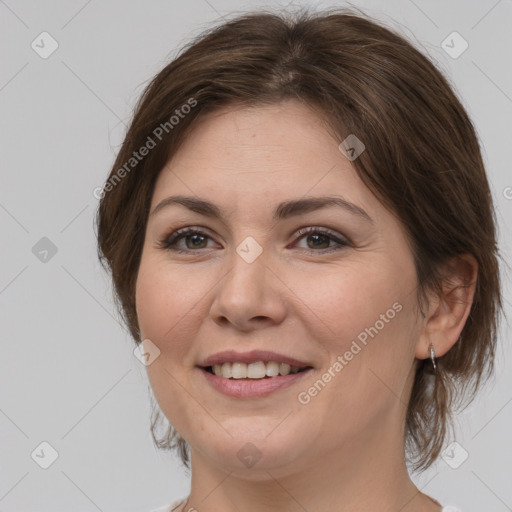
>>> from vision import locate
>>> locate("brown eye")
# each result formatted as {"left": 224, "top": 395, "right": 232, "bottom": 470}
{"left": 304, "top": 233, "right": 331, "bottom": 249}
{"left": 183, "top": 233, "right": 209, "bottom": 249}
{"left": 293, "top": 227, "right": 350, "bottom": 253}
{"left": 159, "top": 228, "right": 217, "bottom": 253}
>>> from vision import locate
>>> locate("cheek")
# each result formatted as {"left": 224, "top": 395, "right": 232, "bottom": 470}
{"left": 293, "top": 259, "right": 413, "bottom": 347}
{"left": 135, "top": 257, "right": 203, "bottom": 345}
{"left": 291, "top": 255, "right": 419, "bottom": 400}
{"left": 290, "top": 261, "right": 418, "bottom": 431}
{"left": 134, "top": 257, "right": 207, "bottom": 433}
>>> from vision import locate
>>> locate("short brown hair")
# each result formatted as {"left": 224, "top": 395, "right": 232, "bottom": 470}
{"left": 96, "top": 7, "right": 503, "bottom": 471}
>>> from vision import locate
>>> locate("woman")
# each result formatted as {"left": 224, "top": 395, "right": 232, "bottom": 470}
{"left": 96, "top": 8, "right": 502, "bottom": 512}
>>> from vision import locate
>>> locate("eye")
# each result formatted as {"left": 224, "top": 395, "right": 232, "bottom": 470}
{"left": 158, "top": 227, "right": 218, "bottom": 253}
{"left": 292, "top": 227, "right": 350, "bottom": 253}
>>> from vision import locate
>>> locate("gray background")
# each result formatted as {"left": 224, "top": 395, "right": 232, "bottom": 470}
{"left": 1, "top": 0, "right": 511, "bottom": 511}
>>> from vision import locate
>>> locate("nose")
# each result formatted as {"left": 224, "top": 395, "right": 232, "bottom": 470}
{"left": 209, "top": 246, "right": 287, "bottom": 332}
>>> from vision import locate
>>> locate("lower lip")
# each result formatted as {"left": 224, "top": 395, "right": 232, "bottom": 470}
{"left": 200, "top": 367, "right": 312, "bottom": 398}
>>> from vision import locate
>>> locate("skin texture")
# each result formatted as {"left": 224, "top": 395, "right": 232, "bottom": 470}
{"left": 135, "top": 100, "right": 477, "bottom": 512}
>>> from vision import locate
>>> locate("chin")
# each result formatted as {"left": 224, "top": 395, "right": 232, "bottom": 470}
{"left": 190, "top": 423, "right": 310, "bottom": 474}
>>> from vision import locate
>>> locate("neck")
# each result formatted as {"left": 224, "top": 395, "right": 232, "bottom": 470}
{"left": 181, "top": 412, "right": 441, "bottom": 512}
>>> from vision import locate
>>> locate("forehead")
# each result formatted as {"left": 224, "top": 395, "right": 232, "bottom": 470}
{"left": 150, "top": 100, "right": 379, "bottom": 221}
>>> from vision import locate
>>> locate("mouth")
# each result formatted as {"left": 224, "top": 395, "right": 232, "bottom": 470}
{"left": 202, "top": 361, "right": 312, "bottom": 379}
{"left": 197, "top": 350, "right": 314, "bottom": 398}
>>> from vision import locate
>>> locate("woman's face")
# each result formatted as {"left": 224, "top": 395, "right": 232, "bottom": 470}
{"left": 136, "top": 100, "right": 423, "bottom": 474}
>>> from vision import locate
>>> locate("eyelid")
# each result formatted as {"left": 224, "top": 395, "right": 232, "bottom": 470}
{"left": 157, "top": 226, "right": 219, "bottom": 251}
{"left": 292, "top": 226, "right": 351, "bottom": 245}
{"left": 290, "top": 226, "right": 351, "bottom": 253}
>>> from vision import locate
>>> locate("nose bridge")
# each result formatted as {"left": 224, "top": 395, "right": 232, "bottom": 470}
{"left": 223, "top": 235, "right": 268, "bottom": 302}
{"left": 210, "top": 235, "right": 286, "bottom": 328}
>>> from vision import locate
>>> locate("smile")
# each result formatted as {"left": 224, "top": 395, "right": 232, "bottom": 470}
{"left": 198, "top": 349, "right": 314, "bottom": 398}
{"left": 207, "top": 361, "right": 310, "bottom": 379}
{"left": 199, "top": 365, "right": 313, "bottom": 398}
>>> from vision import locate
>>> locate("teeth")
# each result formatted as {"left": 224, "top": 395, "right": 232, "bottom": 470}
{"left": 210, "top": 361, "right": 306, "bottom": 379}
{"left": 247, "top": 361, "right": 266, "bottom": 379}
{"left": 279, "top": 363, "right": 291, "bottom": 376}
{"left": 221, "top": 362, "right": 232, "bottom": 378}
{"left": 266, "top": 361, "right": 280, "bottom": 377}
{"left": 232, "top": 362, "right": 246, "bottom": 379}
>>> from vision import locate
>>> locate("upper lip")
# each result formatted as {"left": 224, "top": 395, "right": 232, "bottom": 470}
{"left": 199, "top": 350, "right": 312, "bottom": 368}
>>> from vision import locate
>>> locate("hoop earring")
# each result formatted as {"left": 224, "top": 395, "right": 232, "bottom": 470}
{"left": 429, "top": 342, "right": 437, "bottom": 372}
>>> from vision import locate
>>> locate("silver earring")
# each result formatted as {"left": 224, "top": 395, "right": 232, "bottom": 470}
{"left": 429, "top": 342, "right": 437, "bottom": 372}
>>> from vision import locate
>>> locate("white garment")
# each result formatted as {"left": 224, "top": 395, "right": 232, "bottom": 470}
{"left": 149, "top": 499, "right": 461, "bottom": 512}
{"left": 149, "top": 499, "right": 186, "bottom": 512}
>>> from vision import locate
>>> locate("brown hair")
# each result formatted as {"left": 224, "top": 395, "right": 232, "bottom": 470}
{"left": 96, "top": 7, "right": 503, "bottom": 471}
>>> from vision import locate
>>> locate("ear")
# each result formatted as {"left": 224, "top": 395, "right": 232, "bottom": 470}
{"left": 415, "top": 254, "right": 478, "bottom": 359}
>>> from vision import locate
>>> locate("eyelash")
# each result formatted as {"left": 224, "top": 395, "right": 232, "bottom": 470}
{"left": 157, "top": 226, "right": 350, "bottom": 254}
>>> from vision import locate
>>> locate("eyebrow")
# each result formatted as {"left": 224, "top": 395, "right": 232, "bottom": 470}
{"left": 150, "top": 195, "right": 373, "bottom": 224}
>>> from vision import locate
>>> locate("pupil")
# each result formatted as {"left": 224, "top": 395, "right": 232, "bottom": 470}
{"left": 309, "top": 234, "right": 329, "bottom": 249}
{"left": 188, "top": 234, "right": 206, "bottom": 249}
